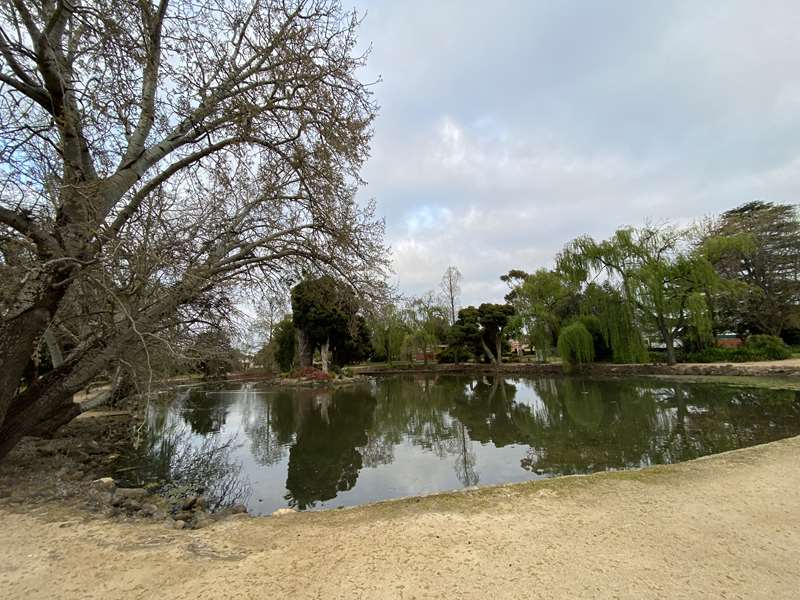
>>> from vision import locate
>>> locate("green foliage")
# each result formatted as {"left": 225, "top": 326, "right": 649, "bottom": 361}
{"left": 510, "top": 269, "right": 579, "bottom": 361}
{"left": 529, "top": 321, "right": 553, "bottom": 362}
{"left": 557, "top": 322, "right": 595, "bottom": 370}
{"left": 477, "top": 303, "right": 516, "bottom": 363}
{"left": 436, "top": 345, "right": 468, "bottom": 363}
{"left": 579, "top": 315, "right": 612, "bottom": 362}
{"left": 442, "top": 304, "right": 515, "bottom": 364}
{"left": 558, "top": 224, "right": 719, "bottom": 364}
{"left": 292, "top": 276, "right": 352, "bottom": 345}
{"left": 291, "top": 276, "right": 371, "bottom": 366}
{"left": 683, "top": 347, "right": 765, "bottom": 363}
{"left": 705, "top": 201, "right": 800, "bottom": 336}
{"left": 404, "top": 293, "right": 450, "bottom": 364}
{"left": 400, "top": 202, "right": 800, "bottom": 369}
{"left": 477, "top": 303, "right": 515, "bottom": 331}
{"left": 500, "top": 269, "right": 531, "bottom": 302}
{"left": 683, "top": 335, "right": 790, "bottom": 362}
{"left": 745, "top": 334, "right": 791, "bottom": 360}
{"left": 334, "top": 315, "right": 373, "bottom": 365}
{"left": 370, "top": 304, "right": 408, "bottom": 364}
{"left": 684, "top": 292, "right": 714, "bottom": 351}
{"left": 579, "top": 283, "right": 647, "bottom": 363}
{"left": 272, "top": 317, "right": 298, "bottom": 372}
{"left": 442, "top": 308, "right": 481, "bottom": 362}
{"left": 253, "top": 345, "right": 274, "bottom": 372}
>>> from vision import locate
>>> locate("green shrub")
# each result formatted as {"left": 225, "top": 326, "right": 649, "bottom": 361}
{"left": 683, "top": 347, "right": 756, "bottom": 363}
{"left": 557, "top": 322, "right": 595, "bottom": 371}
{"left": 745, "top": 334, "right": 791, "bottom": 360}
{"left": 683, "top": 337, "right": 790, "bottom": 363}
{"left": 272, "top": 317, "right": 297, "bottom": 371}
{"left": 437, "top": 346, "right": 471, "bottom": 363}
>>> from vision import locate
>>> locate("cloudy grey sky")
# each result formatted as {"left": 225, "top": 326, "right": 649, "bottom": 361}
{"left": 350, "top": 0, "right": 800, "bottom": 305}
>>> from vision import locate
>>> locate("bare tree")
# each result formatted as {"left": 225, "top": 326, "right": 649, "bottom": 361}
{"left": 253, "top": 293, "right": 289, "bottom": 347}
{"left": 439, "top": 266, "right": 462, "bottom": 324}
{"left": 0, "top": 0, "right": 388, "bottom": 459}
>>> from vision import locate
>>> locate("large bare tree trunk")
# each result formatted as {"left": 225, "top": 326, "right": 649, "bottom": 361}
{"left": 43, "top": 329, "right": 64, "bottom": 368}
{"left": 480, "top": 338, "right": 498, "bottom": 366}
{"left": 0, "top": 319, "right": 39, "bottom": 427}
{"left": 0, "top": 258, "right": 78, "bottom": 440}
{"left": 0, "top": 385, "right": 81, "bottom": 460}
{"left": 320, "top": 338, "right": 330, "bottom": 373}
{"left": 0, "top": 0, "right": 387, "bottom": 462}
{"left": 0, "top": 305, "right": 59, "bottom": 433}
{"left": 664, "top": 328, "right": 677, "bottom": 365}
{"left": 0, "top": 361, "right": 91, "bottom": 460}
{"left": 0, "top": 328, "right": 124, "bottom": 460}
{"left": 296, "top": 329, "right": 313, "bottom": 369}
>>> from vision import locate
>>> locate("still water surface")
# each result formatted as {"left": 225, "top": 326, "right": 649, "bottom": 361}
{"left": 128, "top": 375, "right": 800, "bottom": 515}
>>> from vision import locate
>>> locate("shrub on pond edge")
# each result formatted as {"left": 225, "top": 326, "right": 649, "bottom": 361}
{"left": 683, "top": 335, "right": 790, "bottom": 363}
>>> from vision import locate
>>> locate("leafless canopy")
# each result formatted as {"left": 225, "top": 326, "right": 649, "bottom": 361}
{"left": 0, "top": 0, "right": 389, "bottom": 458}
{"left": 439, "top": 265, "right": 461, "bottom": 324}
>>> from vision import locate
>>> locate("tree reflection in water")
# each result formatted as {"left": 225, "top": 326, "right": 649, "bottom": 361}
{"left": 180, "top": 386, "right": 230, "bottom": 435}
{"left": 132, "top": 406, "right": 251, "bottom": 511}
{"left": 519, "top": 378, "right": 800, "bottom": 474}
{"left": 134, "top": 376, "right": 800, "bottom": 514}
{"left": 240, "top": 388, "right": 295, "bottom": 466}
{"left": 283, "top": 387, "right": 376, "bottom": 509}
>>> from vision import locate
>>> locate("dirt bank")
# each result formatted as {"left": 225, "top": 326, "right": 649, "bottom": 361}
{"left": 1, "top": 434, "right": 798, "bottom": 599}
{"left": 355, "top": 357, "right": 800, "bottom": 378}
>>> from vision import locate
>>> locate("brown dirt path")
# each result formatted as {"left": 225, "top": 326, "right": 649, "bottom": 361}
{"left": 1, "top": 435, "right": 799, "bottom": 599}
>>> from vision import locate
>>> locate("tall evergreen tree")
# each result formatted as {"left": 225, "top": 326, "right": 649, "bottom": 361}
{"left": 706, "top": 201, "right": 800, "bottom": 336}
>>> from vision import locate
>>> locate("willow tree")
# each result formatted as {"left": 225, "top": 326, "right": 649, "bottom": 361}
{"left": 579, "top": 282, "right": 647, "bottom": 363}
{"left": 509, "top": 269, "right": 579, "bottom": 362}
{"left": 370, "top": 302, "right": 409, "bottom": 365}
{"left": 0, "top": 0, "right": 388, "bottom": 459}
{"left": 558, "top": 225, "right": 716, "bottom": 365}
{"left": 557, "top": 322, "right": 595, "bottom": 371}
{"left": 404, "top": 292, "right": 449, "bottom": 365}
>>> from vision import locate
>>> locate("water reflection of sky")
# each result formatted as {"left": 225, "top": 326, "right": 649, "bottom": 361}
{"left": 136, "top": 376, "right": 800, "bottom": 515}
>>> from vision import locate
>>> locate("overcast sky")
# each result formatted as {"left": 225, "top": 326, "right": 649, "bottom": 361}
{"left": 349, "top": 0, "right": 800, "bottom": 305}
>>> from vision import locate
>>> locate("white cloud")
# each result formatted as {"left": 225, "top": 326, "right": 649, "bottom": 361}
{"left": 352, "top": 0, "right": 800, "bottom": 305}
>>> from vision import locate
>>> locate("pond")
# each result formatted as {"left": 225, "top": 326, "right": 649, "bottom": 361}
{"left": 123, "top": 375, "right": 800, "bottom": 515}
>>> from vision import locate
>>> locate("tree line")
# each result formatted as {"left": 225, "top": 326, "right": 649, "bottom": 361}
{"left": 1, "top": 0, "right": 797, "bottom": 464}
{"left": 352, "top": 201, "right": 800, "bottom": 370}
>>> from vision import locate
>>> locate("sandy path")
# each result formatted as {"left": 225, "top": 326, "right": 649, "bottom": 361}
{"left": 1, "top": 435, "right": 799, "bottom": 599}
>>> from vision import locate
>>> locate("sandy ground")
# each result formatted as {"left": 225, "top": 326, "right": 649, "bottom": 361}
{"left": 671, "top": 358, "right": 800, "bottom": 370}
{"left": 1, "top": 435, "right": 798, "bottom": 599}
